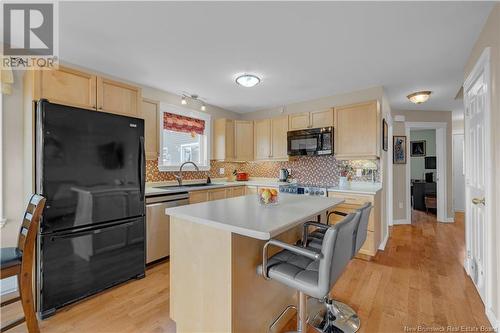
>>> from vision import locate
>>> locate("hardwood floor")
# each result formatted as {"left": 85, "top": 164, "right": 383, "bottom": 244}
{"left": 1, "top": 212, "right": 491, "bottom": 332}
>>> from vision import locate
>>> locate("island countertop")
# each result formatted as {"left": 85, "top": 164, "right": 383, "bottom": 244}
{"left": 165, "top": 193, "right": 344, "bottom": 240}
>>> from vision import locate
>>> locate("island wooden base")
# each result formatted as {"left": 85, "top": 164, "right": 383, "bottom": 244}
{"left": 170, "top": 217, "right": 303, "bottom": 332}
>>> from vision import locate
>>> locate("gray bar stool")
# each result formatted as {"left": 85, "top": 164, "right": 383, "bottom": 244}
{"left": 304, "top": 202, "right": 373, "bottom": 333}
{"left": 257, "top": 212, "right": 360, "bottom": 332}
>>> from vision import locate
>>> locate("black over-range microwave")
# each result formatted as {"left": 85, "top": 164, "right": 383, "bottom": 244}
{"left": 287, "top": 127, "right": 334, "bottom": 156}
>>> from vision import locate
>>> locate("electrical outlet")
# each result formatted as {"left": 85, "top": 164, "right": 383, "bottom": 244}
{"left": 219, "top": 168, "right": 225, "bottom": 175}
{"left": 356, "top": 169, "right": 362, "bottom": 177}
{"left": 399, "top": 202, "right": 403, "bottom": 209}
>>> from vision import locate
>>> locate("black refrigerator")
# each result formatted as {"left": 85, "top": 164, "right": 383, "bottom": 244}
{"left": 35, "top": 100, "right": 146, "bottom": 318}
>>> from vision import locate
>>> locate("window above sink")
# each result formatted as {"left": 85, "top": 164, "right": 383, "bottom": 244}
{"left": 158, "top": 103, "right": 211, "bottom": 172}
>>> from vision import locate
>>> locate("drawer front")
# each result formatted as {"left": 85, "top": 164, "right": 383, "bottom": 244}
{"left": 232, "top": 187, "right": 246, "bottom": 197}
{"left": 189, "top": 191, "right": 208, "bottom": 204}
{"left": 328, "top": 192, "right": 373, "bottom": 205}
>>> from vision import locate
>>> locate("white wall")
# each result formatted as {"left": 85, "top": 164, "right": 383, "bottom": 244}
{"left": 452, "top": 134, "right": 465, "bottom": 212}
{"left": 410, "top": 129, "right": 436, "bottom": 180}
{"left": 1, "top": 70, "right": 27, "bottom": 248}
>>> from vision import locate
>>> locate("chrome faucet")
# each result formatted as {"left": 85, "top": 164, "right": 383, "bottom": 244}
{"left": 175, "top": 161, "right": 199, "bottom": 186}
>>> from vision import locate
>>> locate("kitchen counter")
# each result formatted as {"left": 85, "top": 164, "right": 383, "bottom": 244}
{"left": 145, "top": 179, "right": 287, "bottom": 197}
{"left": 167, "top": 194, "right": 343, "bottom": 332}
{"left": 147, "top": 179, "right": 382, "bottom": 196}
{"left": 165, "top": 193, "right": 343, "bottom": 240}
{"left": 327, "top": 182, "right": 382, "bottom": 195}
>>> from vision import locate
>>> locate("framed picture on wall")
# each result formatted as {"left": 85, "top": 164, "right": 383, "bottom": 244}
{"left": 382, "top": 119, "right": 388, "bottom": 151}
{"left": 393, "top": 136, "right": 407, "bottom": 164}
{"left": 410, "top": 140, "right": 426, "bottom": 156}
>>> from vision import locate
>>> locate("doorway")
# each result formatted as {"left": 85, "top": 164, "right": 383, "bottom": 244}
{"left": 405, "top": 122, "right": 447, "bottom": 223}
{"left": 409, "top": 129, "right": 437, "bottom": 219}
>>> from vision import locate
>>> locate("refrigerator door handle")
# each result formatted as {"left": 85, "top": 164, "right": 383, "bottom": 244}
{"left": 139, "top": 136, "right": 145, "bottom": 200}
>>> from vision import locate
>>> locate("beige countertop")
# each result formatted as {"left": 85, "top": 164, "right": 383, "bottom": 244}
{"left": 146, "top": 178, "right": 382, "bottom": 197}
{"left": 327, "top": 182, "right": 382, "bottom": 195}
{"left": 165, "top": 193, "right": 344, "bottom": 240}
{"left": 145, "top": 178, "right": 287, "bottom": 197}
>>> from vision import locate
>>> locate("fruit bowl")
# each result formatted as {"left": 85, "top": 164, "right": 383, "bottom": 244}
{"left": 258, "top": 187, "right": 279, "bottom": 206}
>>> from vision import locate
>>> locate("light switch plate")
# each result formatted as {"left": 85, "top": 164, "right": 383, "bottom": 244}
{"left": 219, "top": 168, "right": 225, "bottom": 175}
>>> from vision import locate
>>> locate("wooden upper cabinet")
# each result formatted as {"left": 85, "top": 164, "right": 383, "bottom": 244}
{"left": 334, "top": 100, "right": 380, "bottom": 160}
{"left": 97, "top": 77, "right": 141, "bottom": 117}
{"left": 33, "top": 66, "right": 97, "bottom": 110}
{"left": 234, "top": 120, "right": 254, "bottom": 161}
{"left": 271, "top": 116, "right": 289, "bottom": 160}
{"left": 213, "top": 118, "right": 235, "bottom": 161}
{"left": 288, "top": 109, "right": 333, "bottom": 130}
{"left": 310, "top": 109, "right": 333, "bottom": 128}
{"left": 289, "top": 112, "right": 310, "bottom": 131}
{"left": 254, "top": 119, "right": 272, "bottom": 160}
{"left": 141, "top": 99, "right": 159, "bottom": 160}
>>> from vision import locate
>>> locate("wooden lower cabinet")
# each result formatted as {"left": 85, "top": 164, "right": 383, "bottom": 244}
{"left": 189, "top": 190, "right": 209, "bottom": 204}
{"left": 231, "top": 186, "right": 246, "bottom": 197}
{"left": 327, "top": 191, "right": 381, "bottom": 258}
{"left": 208, "top": 188, "right": 226, "bottom": 201}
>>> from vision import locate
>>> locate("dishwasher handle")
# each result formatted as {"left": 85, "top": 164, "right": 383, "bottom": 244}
{"left": 146, "top": 199, "right": 189, "bottom": 208}
{"left": 146, "top": 193, "right": 189, "bottom": 204}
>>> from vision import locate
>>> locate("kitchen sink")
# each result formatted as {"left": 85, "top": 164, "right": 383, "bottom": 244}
{"left": 153, "top": 183, "right": 220, "bottom": 190}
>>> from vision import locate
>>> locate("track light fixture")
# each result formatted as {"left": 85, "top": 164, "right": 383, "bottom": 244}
{"left": 180, "top": 93, "right": 208, "bottom": 111}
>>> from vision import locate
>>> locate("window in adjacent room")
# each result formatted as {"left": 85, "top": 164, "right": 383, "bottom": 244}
{"left": 158, "top": 103, "right": 211, "bottom": 171}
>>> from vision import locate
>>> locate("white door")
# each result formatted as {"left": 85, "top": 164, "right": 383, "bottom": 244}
{"left": 452, "top": 134, "right": 465, "bottom": 212}
{"left": 464, "top": 68, "right": 488, "bottom": 302}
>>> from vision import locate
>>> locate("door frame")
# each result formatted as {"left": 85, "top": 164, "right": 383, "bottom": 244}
{"left": 463, "top": 47, "right": 493, "bottom": 319}
{"left": 404, "top": 122, "right": 448, "bottom": 222}
{"left": 452, "top": 133, "right": 465, "bottom": 213}
{"left": 387, "top": 114, "right": 394, "bottom": 229}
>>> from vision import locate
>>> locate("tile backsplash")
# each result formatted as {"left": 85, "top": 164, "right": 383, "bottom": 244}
{"left": 146, "top": 156, "right": 379, "bottom": 186}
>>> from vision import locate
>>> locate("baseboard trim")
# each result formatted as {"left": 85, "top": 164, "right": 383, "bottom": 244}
{"left": 439, "top": 217, "right": 455, "bottom": 223}
{"left": 486, "top": 307, "right": 499, "bottom": 330}
{"left": 393, "top": 219, "right": 410, "bottom": 225}
{"left": 378, "top": 233, "right": 389, "bottom": 250}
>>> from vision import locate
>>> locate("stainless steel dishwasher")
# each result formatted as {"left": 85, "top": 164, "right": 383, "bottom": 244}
{"left": 145, "top": 192, "right": 189, "bottom": 264}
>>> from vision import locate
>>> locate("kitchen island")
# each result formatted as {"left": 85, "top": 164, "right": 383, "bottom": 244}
{"left": 165, "top": 194, "right": 343, "bottom": 332}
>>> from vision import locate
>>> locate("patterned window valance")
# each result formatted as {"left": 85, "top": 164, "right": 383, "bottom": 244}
{"left": 163, "top": 112, "right": 205, "bottom": 135}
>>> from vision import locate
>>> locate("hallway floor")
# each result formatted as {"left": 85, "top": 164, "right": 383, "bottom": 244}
{"left": 1, "top": 212, "right": 492, "bottom": 332}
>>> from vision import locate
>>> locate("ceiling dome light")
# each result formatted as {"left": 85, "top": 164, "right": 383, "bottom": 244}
{"left": 235, "top": 74, "right": 261, "bottom": 88}
{"left": 407, "top": 91, "right": 432, "bottom": 104}
{"left": 201, "top": 104, "right": 206, "bottom": 111}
